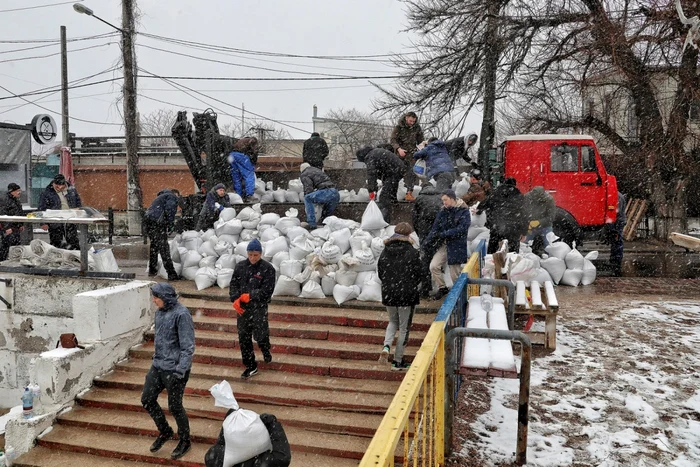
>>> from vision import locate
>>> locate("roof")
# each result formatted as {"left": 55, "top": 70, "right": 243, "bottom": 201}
{"left": 504, "top": 134, "right": 596, "bottom": 142}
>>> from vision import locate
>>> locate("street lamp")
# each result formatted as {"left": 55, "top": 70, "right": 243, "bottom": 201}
{"left": 73, "top": 2, "right": 142, "bottom": 235}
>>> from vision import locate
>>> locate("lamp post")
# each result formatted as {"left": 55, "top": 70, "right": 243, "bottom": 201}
{"left": 74, "top": 2, "right": 142, "bottom": 235}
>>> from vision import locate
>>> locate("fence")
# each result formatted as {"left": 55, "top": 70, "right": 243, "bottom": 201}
{"left": 359, "top": 242, "right": 484, "bottom": 466}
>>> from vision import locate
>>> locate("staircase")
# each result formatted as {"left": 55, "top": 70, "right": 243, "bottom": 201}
{"left": 14, "top": 287, "right": 436, "bottom": 466}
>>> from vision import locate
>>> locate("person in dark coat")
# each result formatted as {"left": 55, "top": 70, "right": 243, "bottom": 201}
{"left": 445, "top": 133, "right": 478, "bottom": 164}
{"left": 196, "top": 183, "right": 232, "bottom": 231}
{"left": 523, "top": 186, "right": 556, "bottom": 254}
{"left": 461, "top": 169, "right": 491, "bottom": 206}
{"left": 412, "top": 183, "right": 443, "bottom": 298}
{"left": 205, "top": 413, "right": 292, "bottom": 467}
{"left": 478, "top": 177, "right": 526, "bottom": 254}
{"left": 413, "top": 138, "right": 456, "bottom": 191}
{"left": 300, "top": 162, "right": 339, "bottom": 229}
{"left": 229, "top": 137, "right": 260, "bottom": 202}
{"left": 356, "top": 144, "right": 405, "bottom": 223}
{"left": 423, "top": 189, "right": 471, "bottom": 301}
{"left": 391, "top": 112, "right": 424, "bottom": 201}
{"left": 141, "top": 283, "right": 195, "bottom": 460}
{"left": 144, "top": 189, "right": 181, "bottom": 280}
{"left": 38, "top": 174, "right": 82, "bottom": 250}
{"left": 302, "top": 132, "right": 329, "bottom": 169}
{"left": 377, "top": 222, "right": 422, "bottom": 371}
{"left": 229, "top": 239, "right": 276, "bottom": 379}
{"left": 0, "top": 183, "right": 25, "bottom": 261}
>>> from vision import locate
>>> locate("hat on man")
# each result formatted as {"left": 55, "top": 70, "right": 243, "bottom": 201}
{"left": 246, "top": 239, "right": 262, "bottom": 252}
{"left": 311, "top": 132, "right": 320, "bottom": 137}
{"left": 52, "top": 174, "right": 67, "bottom": 185}
{"left": 394, "top": 222, "right": 414, "bottom": 236}
{"left": 300, "top": 163, "right": 310, "bottom": 172}
{"left": 7, "top": 183, "right": 21, "bottom": 192}
{"left": 442, "top": 189, "right": 457, "bottom": 200}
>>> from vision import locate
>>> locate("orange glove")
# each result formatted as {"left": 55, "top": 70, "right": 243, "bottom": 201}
{"left": 233, "top": 299, "right": 244, "bottom": 316}
{"left": 239, "top": 293, "right": 250, "bottom": 303}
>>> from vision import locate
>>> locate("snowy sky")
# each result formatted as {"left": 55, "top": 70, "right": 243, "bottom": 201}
{"left": 1, "top": 0, "right": 483, "bottom": 141}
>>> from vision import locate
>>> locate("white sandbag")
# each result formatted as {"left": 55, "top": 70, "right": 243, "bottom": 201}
{"left": 519, "top": 242, "right": 533, "bottom": 255}
{"left": 561, "top": 268, "right": 583, "bottom": 286}
{"left": 329, "top": 227, "right": 352, "bottom": 254}
{"left": 356, "top": 188, "right": 370, "bottom": 202}
{"left": 217, "top": 218, "right": 244, "bottom": 236}
{"left": 354, "top": 270, "right": 379, "bottom": 287}
{"left": 540, "top": 257, "right": 566, "bottom": 284}
{"left": 454, "top": 178, "right": 471, "bottom": 198}
{"left": 310, "top": 226, "right": 331, "bottom": 240}
{"left": 370, "top": 237, "right": 385, "bottom": 258}
{"left": 236, "top": 207, "right": 255, "bottom": 221}
{"left": 241, "top": 219, "right": 260, "bottom": 230}
{"left": 221, "top": 408, "right": 272, "bottom": 466}
{"left": 286, "top": 226, "right": 309, "bottom": 242}
{"left": 545, "top": 241, "right": 572, "bottom": 261}
{"left": 470, "top": 209, "right": 487, "bottom": 228}
{"left": 234, "top": 242, "right": 250, "bottom": 257}
{"left": 194, "top": 267, "right": 217, "bottom": 290}
{"left": 467, "top": 226, "right": 489, "bottom": 242}
{"left": 323, "top": 216, "right": 359, "bottom": 232}
{"left": 271, "top": 251, "right": 290, "bottom": 268}
{"left": 345, "top": 189, "right": 358, "bottom": 202}
{"left": 260, "top": 228, "right": 281, "bottom": 243}
{"left": 229, "top": 193, "right": 244, "bottom": 204}
{"left": 353, "top": 242, "right": 376, "bottom": 269}
{"left": 321, "top": 274, "right": 336, "bottom": 296}
{"left": 217, "top": 268, "right": 234, "bottom": 289}
{"left": 299, "top": 280, "right": 325, "bottom": 299}
{"left": 260, "top": 236, "right": 286, "bottom": 260}
{"left": 181, "top": 265, "right": 199, "bottom": 281}
{"left": 357, "top": 277, "right": 382, "bottom": 302}
{"left": 260, "top": 213, "right": 280, "bottom": 225}
{"left": 272, "top": 275, "right": 301, "bottom": 296}
{"left": 169, "top": 241, "right": 181, "bottom": 263}
{"left": 182, "top": 235, "right": 203, "bottom": 252}
{"left": 532, "top": 267, "right": 553, "bottom": 284}
{"left": 397, "top": 185, "right": 408, "bottom": 201}
{"left": 214, "top": 241, "right": 232, "bottom": 256}
{"left": 288, "top": 179, "right": 304, "bottom": 193}
{"left": 335, "top": 269, "right": 358, "bottom": 287}
{"left": 181, "top": 250, "right": 203, "bottom": 268}
{"left": 219, "top": 207, "right": 237, "bottom": 222}
{"left": 332, "top": 284, "right": 361, "bottom": 305}
{"left": 293, "top": 267, "right": 319, "bottom": 285}
{"left": 199, "top": 228, "right": 215, "bottom": 241}
{"left": 283, "top": 191, "right": 300, "bottom": 203}
{"left": 289, "top": 236, "right": 316, "bottom": 261}
{"left": 216, "top": 253, "right": 237, "bottom": 270}
{"left": 360, "top": 200, "right": 389, "bottom": 230}
{"left": 199, "top": 241, "right": 218, "bottom": 258}
{"left": 218, "top": 234, "right": 239, "bottom": 246}
{"left": 255, "top": 178, "right": 266, "bottom": 195}
{"left": 272, "top": 188, "right": 286, "bottom": 203}
{"left": 239, "top": 229, "right": 256, "bottom": 242}
{"left": 509, "top": 256, "right": 538, "bottom": 284}
{"left": 469, "top": 230, "right": 490, "bottom": 257}
{"left": 280, "top": 259, "right": 303, "bottom": 278}
{"left": 581, "top": 251, "right": 599, "bottom": 285}
{"left": 522, "top": 253, "right": 541, "bottom": 269}
{"left": 234, "top": 254, "right": 246, "bottom": 265}
{"left": 275, "top": 216, "right": 301, "bottom": 235}
{"left": 158, "top": 261, "right": 182, "bottom": 280}
{"left": 318, "top": 238, "right": 342, "bottom": 265}
{"left": 260, "top": 192, "right": 274, "bottom": 203}
{"left": 199, "top": 256, "right": 217, "bottom": 269}
{"left": 338, "top": 189, "right": 350, "bottom": 202}
{"left": 565, "top": 247, "right": 585, "bottom": 270}
{"left": 349, "top": 230, "right": 374, "bottom": 256}
{"left": 92, "top": 248, "right": 119, "bottom": 272}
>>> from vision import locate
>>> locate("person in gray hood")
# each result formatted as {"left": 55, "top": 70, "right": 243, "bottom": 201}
{"left": 141, "top": 283, "right": 195, "bottom": 460}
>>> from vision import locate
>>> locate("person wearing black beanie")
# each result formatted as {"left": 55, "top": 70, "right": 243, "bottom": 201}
{"left": 0, "top": 183, "right": 24, "bottom": 261}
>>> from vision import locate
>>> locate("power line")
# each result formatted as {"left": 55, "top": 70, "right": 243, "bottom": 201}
{"left": 0, "top": 91, "right": 119, "bottom": 109}
{"left": 139, "top": 84, "right": 375, "bottom": 93}
{"left": 0, "top": 31, "right": 118, "bottom": 44}
{"left": 137, "top": 75, "right": 399, "bottom": 82}
{"left": 0, "top": 77, "right": 121, "bottom": 101}
{"left": 0, "top": 41, "right": 117, "bottom": 65}
{"left": 0, "top": 0, "right": 84, "bottom": 14}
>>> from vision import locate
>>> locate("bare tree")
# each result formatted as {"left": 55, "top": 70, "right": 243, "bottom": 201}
{"left": 219, "top": 118, "right": 294, "bottom": 156}
{"left": 319, "top": 108, "right": 393, "bottom": 167}
{"left": 139, "top": 108, "right": 177, "bottom": 146}
{"left": 379, "top": 0, "right": 700, "bottom": 238}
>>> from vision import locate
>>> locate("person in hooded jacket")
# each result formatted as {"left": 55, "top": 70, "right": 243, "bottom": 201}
{"left": 461, "top": 169, "right": 491, "bottom": 207}
{"left": 377, "top": 222, "right": 422, "bottom": 371}
{"left": 38, "top": 174, "right": 82, "bottom": 250}
{"left": 412, "top": 183, "right": 443, "bottom": 298}
{"left": 145, "top": 189, "right": 181, "bottom": 280}
{"left": 445, "top": 133, "right": 478, "bottom": 164}
{"left": 478, "top": 177, "right": 526, "bottom": 254}
{"left": 196, "top": 183, "right": 232, "bottom": 231}
{"left": 413, "top": 137, "right": 456, "bottom": 191}
{"left": 299, "top": 162, "right": 339, "bottom": 229}
{"left": 422, "top": 189, "right": 471, "bottom": 301}
{"left": 356, "top": 144, "right": 405, "bottom": 223}
{"left": 390, "top": 112, "right": 424, "bottom": 201}
{"left": 302, "top": 132, "right": 329, "bottom": 169}
{"left": 229, "top": 137, "right": 260, "bottom": 202}
{"left": 0, "top": 183, "right": 25, "bottom": 261}
{"left": 204, "top": 412, "right": 291, "bottom": 467}
{"left": 523, "top": 186, "right": 556, "bottom": 254}
{"left": 141, "top": 283, "right": 195, "bottom": 460}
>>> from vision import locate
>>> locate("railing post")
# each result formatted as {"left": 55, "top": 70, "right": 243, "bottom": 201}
{"left": 108, "top": 207, "right": 114, "bottom": 245}
{"left": 141, "top": 208, "right": 148, "bottom": 244}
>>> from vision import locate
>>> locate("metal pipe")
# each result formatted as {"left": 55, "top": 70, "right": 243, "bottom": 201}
{"left": 466, "top": 277, "right": 517, "bottom": 330}
{"left": 444, "top": 327, "right": 531, "bottom": 465}
{"left": 108, "top": 207, "right": 114, "bottom": 245}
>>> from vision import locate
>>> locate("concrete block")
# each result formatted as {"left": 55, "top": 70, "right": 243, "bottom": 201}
{"left": 73, "top": 281, "right": 153, "bottom": 342}
{"left": 5, "top": 405, "right": 60, "bottom": 456}
{"left": 0, "top": 349, "right": 19, "bottom": 407}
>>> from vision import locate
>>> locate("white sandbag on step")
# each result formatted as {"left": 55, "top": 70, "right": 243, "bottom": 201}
{"left": 540, "top": 256, "right": 566, "bottom": 284}
{"left": 229, "top": 193, "right": 244, "bottom": 204}
{"left": 234, "top": 242, "right": 250, "bottom": 257}
{"left": 545, "top": 241, "right": 571, "bottom": 260}
{"left": 272, "top": 275, "right": 301, "bottom": 296}
{"left": 333, "top": 284, "right": 361, "bottom": 305}
{"left": 236, "top": 207, "right": 256, "bottom": 221}
{"left": 328, "top": 227, "right": 352, "bottom": 254}
{"left": 260, "top": 192, "right": 274, "bottom": 203}
{"left": 358, "top": 277, "right": 382, "bottom": 302}
{"left": 260, "top": 228, "right": 281, "bottom": 243}
{"left": 194, "top": 267, "right": 217, "bottom": 290}
{"left": 289, "top": 236, "right": 316, "bottom": 261}
{"left": 334, "top": 269, "right": 358, "bottom": 287}
{"left": 216, "top": 253, "right": 237, "bottom": 270}
{"left": 201, "top": 229, "right": 216, "bottom": 242}
{"left": 321, "top": 274, "right": 336, "bottom": 296}
{"left": 241, "top": 219, "right": 260, "bottom": 230}
{"left": 199, "top": 256, "right": 217, "bottom": 269}
{"left": 239, "top": 230, "right": 256, "bottom": 242}
{"left": 216, "top": 268, "right": 234, "bottom": 289}
{"left": 318, "top": 238, "right": 342, "bottom": 265}
{"left": 323, "top": 216, "right": 359, "bottom": 231}
{"left": 284, "top": 191, "right": 301, "bottom": 203}
{"left": 181, "top": 250, "right": 203, "bottom": 268}
{"left": 310, "top": 226, "right": 331, "bottom": 240}
{"left": 360, "top": 200, "right": 388, "bottom": 230}
{"left": 271, "top": 251, "right": 290, "bottom": 268}
{"left": 288, "top": 179, "right": 304, "bottom": 193}
{"left": 352, "top": 242, "right": 377, "bottom": 272}
{"left": 275, "top": 216, "right": 301, "bottom": 235}
{"left": 214, "top": 241, "right": 232, "bottom": 256}
{"left": 280, "top": 259, "right": 303, "bottom": 278}
{"left": 218, "top": 234, "right": 239, "bottom": 246}
{"left": 581, "top": 251, "right": 599, "bottom": 285}
{"left": 370, "top": 237, "right": 385, "bottom": 259}
{"left": 560, "top": 268, "right": 583, "bottom": 287}
{"left": 219, "top": 207, "right": 237, "bottom": 222}
{"left": 349, "top": 230, "right": 373, "bottom": 256}
{"left": 263, "top": 236, "right": 288, "bottom": 260}
{"left": 199, "top": 241, "right": 218, "bottom": 258}
{"left": 260, "top": 213, "right": 280, "bottom": 225}
{"left": 356, "top": 188, "right": 370, "bottom": 202}
{"left": 217, "top": 218, "right": 244, "bottom": 236}
{"left": 272, "top": 188, "right": 286, "bottom": 203}
{"left": 286, "top": 226, "right": 308, "bottom": 242}
{"left": 565, "top": 247, "right": 585, "bottom": 270}
{"left": 299, "top": 280, "right": 325, "bottom": 299}
{"left": 182, "top": 234, "right": 203, "bottom": 252}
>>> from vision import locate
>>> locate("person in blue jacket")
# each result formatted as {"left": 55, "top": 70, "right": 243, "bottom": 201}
{"left": 38, "top": 174, "right": 82, "bottom": 249}
{"left": 229, "top": 137, "right": 260, "bottom": 202}
{"left": 196, "top": 183, "right": 232, "bottom": 231}
{"left": 413, "top": 137, "right": 456, "bottom": 191}
{"left": 141, "top": 283, "right": 195, "bottom": 460}
{"left": 144, "top": 189, "right": 181, "bottom": 280}
{"left": 422, "top": 189, "right": 471, "bottom": 301}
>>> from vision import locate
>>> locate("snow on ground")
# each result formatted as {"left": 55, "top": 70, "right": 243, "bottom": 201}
{"left": 450, "top": 298, "right": 700, "bottom": 466}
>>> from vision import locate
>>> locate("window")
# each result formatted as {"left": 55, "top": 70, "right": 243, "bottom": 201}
{"left": 581, "top": 146, "right": 597, "bottom": 172}
{"left": 550, "top": 145, "right": 578, "bottom": 172}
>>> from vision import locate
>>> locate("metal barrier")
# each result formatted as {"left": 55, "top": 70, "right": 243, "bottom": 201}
{"left": 360, "top": 242, "right": 483, "bottom": 467}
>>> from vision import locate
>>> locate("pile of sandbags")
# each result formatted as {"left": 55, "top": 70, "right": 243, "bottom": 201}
{"left": 1, "top": 239, "right": 104, "bottom": 271}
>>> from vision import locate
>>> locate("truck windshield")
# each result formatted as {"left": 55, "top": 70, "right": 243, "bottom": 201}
{"left": 550, "top": 145, "right": 578, "bottom": 172}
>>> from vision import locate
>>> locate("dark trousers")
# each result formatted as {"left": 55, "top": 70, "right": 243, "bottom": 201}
{"left": 401, "top": 154, "right": 416, "bottom": 190}
{"left": 0, "top": 231, "right": 21, "bottom": 261}
{"left": 145, "top": 218, "right": 176, "bottom": 277}
{"left": 48, "top": 224, "right": 79, "bottom": 250}
{"left": 238, "top": 307, "right": 271, "bottom": 371}
{"left": 141, "top": 366, "right": 190, "bottom": 441}
{"left": 488, "top": 230, "right": 521, "bottom": 254}
{"left": 610, "top": 223, "right": 624, "bottom": 274}
{"left": 378, "top": 176, "right": 401, "bottom": 224}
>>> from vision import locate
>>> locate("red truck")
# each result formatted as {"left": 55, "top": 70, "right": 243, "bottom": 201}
{"left": 497, "top": 134, "right": 618, "bottom": 245}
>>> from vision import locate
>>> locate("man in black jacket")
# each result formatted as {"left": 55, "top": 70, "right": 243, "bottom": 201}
{"left": 229, "top": 239, "right": 276, "bottom": 379}
{"left": 144, "top": 189, "right": 181, "bottom": 280}
{"left": 478, "top": 178, "right": 526, "bottom": 253}
{"left": 38, "top": 174, "right": 82, "bottom": 249}
{"left": 412, "top": 184, "right": 443, "bottom": 298}
{"left": 196, "top": 183, "right": 232, "bottom": 231}
{"left": 356, "top": 144, "right": 405, "bottom": 223}
{"left": 0, "top": 183, "right": 25, "bottom": 261}
{"left": 300, "top": 162, "right": 339, "bottom": 229}
{"left": 302, "top": 132, "right": 329, "bottom": 168}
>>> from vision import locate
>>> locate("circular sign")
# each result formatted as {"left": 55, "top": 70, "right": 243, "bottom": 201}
{"left": 30, "top": 114, "right": 57, "bottom": 144}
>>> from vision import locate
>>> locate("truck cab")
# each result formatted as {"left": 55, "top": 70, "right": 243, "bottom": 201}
{"left": 497, "top": 135, "right": 618, "bottom": 244}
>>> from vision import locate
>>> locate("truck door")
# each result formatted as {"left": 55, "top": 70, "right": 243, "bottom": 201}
{"left": 543, "top": 143, "right": 580, "bottom": 222}
{"left": 578, "top": 145, "right": 606, "bottom": 226}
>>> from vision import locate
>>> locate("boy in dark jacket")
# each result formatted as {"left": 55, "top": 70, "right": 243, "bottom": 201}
{"left": 390, "top": 112, "right": 424, "bottom": 201}
{"left": 229, "top": 239, "right": 276, "bottom": 379}
{"left": 141, "top": 283, "right": 195, "bottom": 460}
{"left": 413, "top": 138, "right": 456, "bottom": 191}
{"left": 0, "top": 183, "right": 25, "bottom": 261}
{"left": 302, "top": 132, "right": 329, "bottom": 169}
{"left": 377, "top": 223, "right": 422, "bottom": 371}
{"left": 145, "top": 189, "right": 181, "bottom": 280}
{"left": 205, "top": 412, "right": 291, "bottom": 467}
{"left": 478, "top": 177, "right": 526, "bottom": 253}
{"left": 356, "top": 145, "right": 405, "bottom": 223}
{"left": 300, "top": 162, "right": 339, "bottom": 229}
{"left": 423, "top": 189, "right": 471, "bottom": 301}
{"left": 38, "top": 174, "right": 82, "bottom": 249}
{"left": 196, "top": 183, "right": 232, "bottom": 231}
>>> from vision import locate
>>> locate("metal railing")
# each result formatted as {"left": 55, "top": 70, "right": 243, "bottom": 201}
{"left": 360, "top": 242, "right": 484, "bottom": 467}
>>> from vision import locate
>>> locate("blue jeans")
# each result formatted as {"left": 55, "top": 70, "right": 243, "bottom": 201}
{"left": 229, "top": 151, "right": 256, "bottom": 197}
{"left": 526, "top": 226, "right": 553, "bottom": 247}
{"left": 304, "top": 188, "right": 339, "bottom": 227}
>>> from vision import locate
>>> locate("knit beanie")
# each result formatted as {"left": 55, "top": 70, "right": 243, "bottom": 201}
{"left": 442, "top": 189, "right": 457, "bottom": 200}
{"left": 247, "top": 239, "right": 262, "bottom": 252}
{"left": 300, "top": 163, "right": 311, "bottom": 172}
{"left": 7, "top": 183, "right": 21, "bottom": 192}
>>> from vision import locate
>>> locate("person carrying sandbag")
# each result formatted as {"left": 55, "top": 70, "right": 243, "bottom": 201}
{"left": 144, "top": 189, "right": 182, "bottom": 281}
{"left": 299, "top": 162, "right": 339, "bottom": 229}
{"left": 356, "top": 144, "right": 405, "bottom": 223}
{"left": 197, "top": 183, "right": 232, "bottom": 231}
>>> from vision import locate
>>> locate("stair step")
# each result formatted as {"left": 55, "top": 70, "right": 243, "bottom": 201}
{"left": 114, "top": 359, "right": 401, "bottom": 396}
{"left": 95, "top": 370, "right": 393, "bottom": 414}
{"left": 13, "top": 446, "right": 155, "bottom": 467}
{"left": 78, "top": 387, "right": 385, "bottom": 437}
{"left": 129, "top": 343, "right": 407, "bottom": 381}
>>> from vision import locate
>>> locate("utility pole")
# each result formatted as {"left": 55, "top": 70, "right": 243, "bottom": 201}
{"left": 60, "top": 25, "right": 69, "bottom": 146}
{"left": 122, "top": 0, "right": 142, "bottom": 235}
{"left": 478, "top": 1, "right": 500, "bottom": 180}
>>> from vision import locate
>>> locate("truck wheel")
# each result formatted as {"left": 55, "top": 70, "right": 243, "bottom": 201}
{"left": 553, "top": 209, "right": 583, "bottom": 248}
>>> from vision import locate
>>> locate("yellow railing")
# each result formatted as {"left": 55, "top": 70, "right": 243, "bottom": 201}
{"left": 360, "top": 251, "right": 482, "bottom": 466}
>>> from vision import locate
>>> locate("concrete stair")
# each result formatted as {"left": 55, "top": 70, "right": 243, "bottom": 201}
{"left": 15, "top": 287, "right": 437, "bottom": 466}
